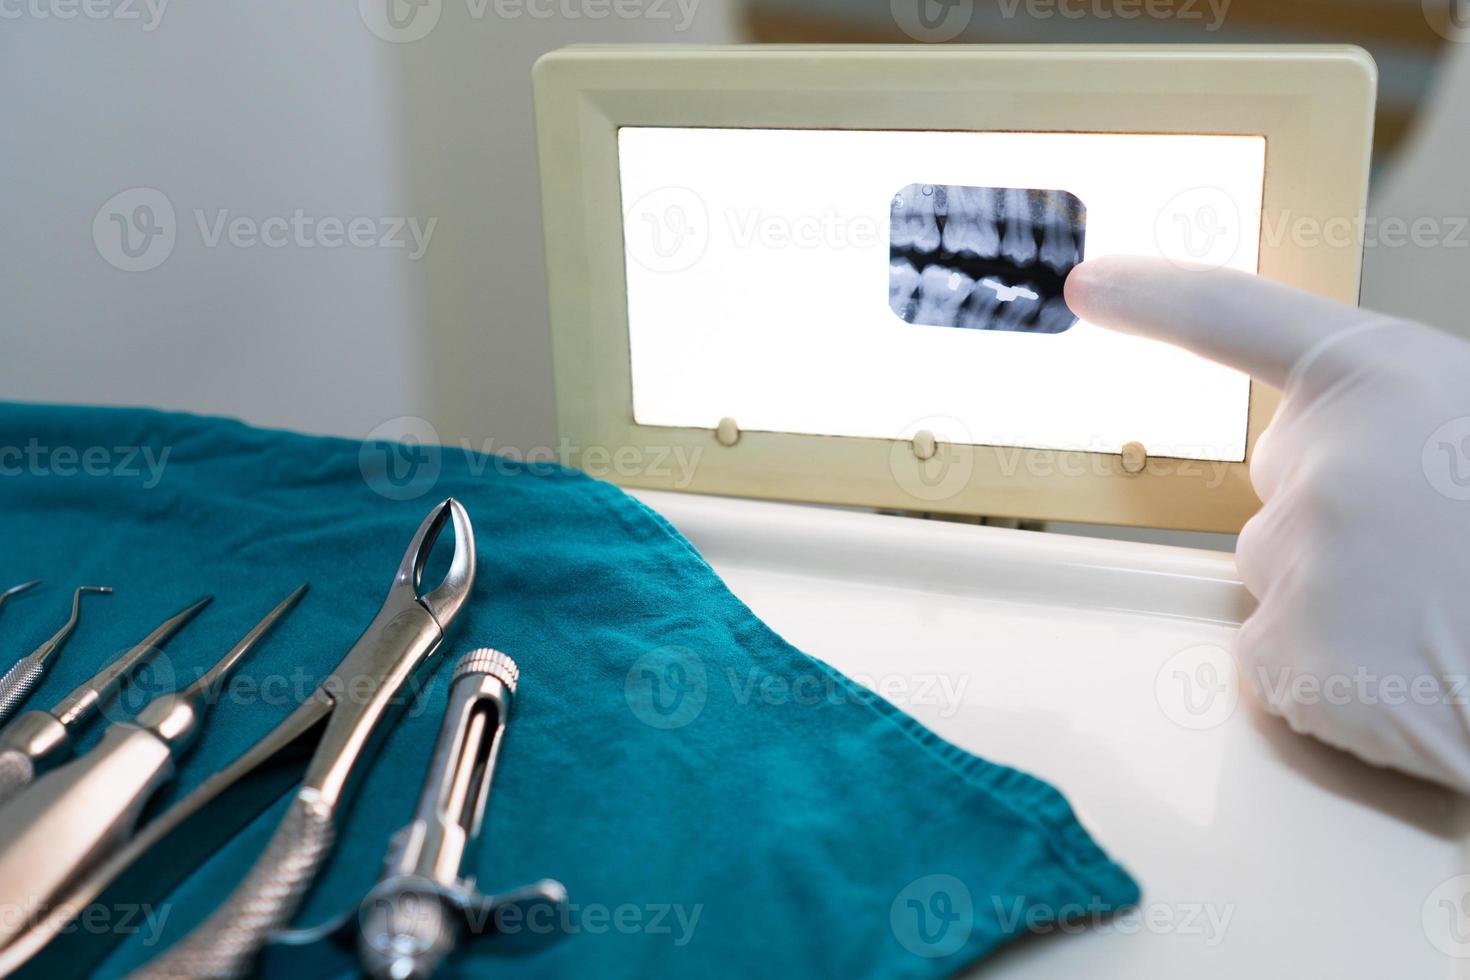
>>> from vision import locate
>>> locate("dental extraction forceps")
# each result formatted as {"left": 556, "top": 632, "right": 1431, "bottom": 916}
{"left": 0, "top": 587, "right": 111, "bottom": 726}
{"left": 258, "top": 648, "right": 566, "bottom": 979}
{"left": 0, "top": 596, "right": 211, "bottom": 807}
{"left": 127, "top": 498, "right": 476, "bottom": 979}
{"left": 0, "top": 586, "right": 307, "bottom": 952}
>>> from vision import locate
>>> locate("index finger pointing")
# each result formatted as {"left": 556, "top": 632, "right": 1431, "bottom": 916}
{"left": 1063, "top": 256, "right": 1371, "bottom": 389}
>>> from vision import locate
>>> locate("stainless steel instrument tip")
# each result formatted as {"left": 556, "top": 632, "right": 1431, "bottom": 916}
{"left": 0, "top": 586, "right": 111, "bottom": 726}
{"left": 0, "top": 581, "right": 42, "bottom": 613}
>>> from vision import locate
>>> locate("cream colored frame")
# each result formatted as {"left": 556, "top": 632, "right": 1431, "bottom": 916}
{"left": 533, "top": 44, "right": 1376, "bottom": 532}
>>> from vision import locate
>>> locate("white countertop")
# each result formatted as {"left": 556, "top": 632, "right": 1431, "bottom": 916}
{"left": 633, "top": 489, "right": 1470, "bottom": 978}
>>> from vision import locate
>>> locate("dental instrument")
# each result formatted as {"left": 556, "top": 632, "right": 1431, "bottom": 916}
{"left": 0, "top": 587, "right": 112, "bottom": 726}
{"left": 0, "top": 596, "right": 211, "bottom": 807}
{"left": 252, "top": 646, "right": 565, "bottom": 977}
{"left": 355, "top": 647, "right": 565, "bottom": 980}
{"left": 0, "top": 586, "right": 306, "bottom": 948}
{"left": 0, "top": 581, "right": 41, "bottom": 618}
{"left": 120, "top": 499, "right": 474, "bottom": 979}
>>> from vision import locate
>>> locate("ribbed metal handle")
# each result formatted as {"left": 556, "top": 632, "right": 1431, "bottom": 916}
{"left": 0, "top": 658, "right": 45, "bottom": 726}
{"left": 130, "top": 793, "right": 337, "bottom": 979}
{"left": 451, "top": 647, "right": 518, "bottom": 693}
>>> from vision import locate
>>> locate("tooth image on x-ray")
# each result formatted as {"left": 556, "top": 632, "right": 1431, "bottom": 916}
{"left": 888, "top": 184, "right": 1087, "bottom": 333}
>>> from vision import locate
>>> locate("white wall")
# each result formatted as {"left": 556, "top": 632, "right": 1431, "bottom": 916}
{"left": 3, "top": 19, "right": 1465, "bottom": 457}
{"left": 1362, "top": 44, "right": 1470, "bottom": 338}
{"left": 0, "top": 0, "right": 735, "bottom": 452}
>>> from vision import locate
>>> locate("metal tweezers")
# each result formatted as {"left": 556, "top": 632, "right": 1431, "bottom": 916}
{"left": 0, "top": 499, "right": 476, "bottom": 980}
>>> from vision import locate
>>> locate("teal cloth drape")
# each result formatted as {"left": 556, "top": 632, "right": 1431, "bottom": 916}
{"left": 0, "top": 404, "right": 1137, "bottom": 978}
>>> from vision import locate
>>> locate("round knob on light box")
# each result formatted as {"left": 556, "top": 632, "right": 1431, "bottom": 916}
{"left": 1120, "top": 441, "right": 1148, "bottom": 475}
{"left": 911, "top": 429, "right": 938, "bottom": 461}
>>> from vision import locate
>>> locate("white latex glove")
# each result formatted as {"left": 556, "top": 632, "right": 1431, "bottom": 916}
{"left": 1066, "top": 256, "right": 1470, "bottom": 794}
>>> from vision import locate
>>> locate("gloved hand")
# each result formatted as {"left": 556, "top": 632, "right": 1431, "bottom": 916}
{"left": 1066, "top": 256, "right": 1470, "bottom": 794}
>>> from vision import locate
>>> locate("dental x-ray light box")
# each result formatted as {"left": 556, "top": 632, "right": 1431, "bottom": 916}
{"left": 534, "top": 45, "right": 1377, "bottom": 532}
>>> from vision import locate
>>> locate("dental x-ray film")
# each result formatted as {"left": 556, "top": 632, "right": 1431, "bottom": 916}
{"left": 617, "top": 127, "right": 1265, "bottom": 462}
{"left": 889, "top": 184, "right": 1086, "bottom": 333}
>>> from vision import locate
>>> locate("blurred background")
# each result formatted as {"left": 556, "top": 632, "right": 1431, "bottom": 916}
{"left": 3, "top": 0, "right": 1468, "bottom": 457}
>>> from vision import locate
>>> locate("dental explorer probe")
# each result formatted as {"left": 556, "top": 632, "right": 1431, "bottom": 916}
{"left": 0, "top": 586, "right": 112, "bottom": 726}
{"left": 0, "top": 595, "right": 211, "bottom": 806}
{"left": 0, "top": 580, "right": 41, "bottom": 618}
{"left": 0, "top": 586, "right": 307, "bottom": 950}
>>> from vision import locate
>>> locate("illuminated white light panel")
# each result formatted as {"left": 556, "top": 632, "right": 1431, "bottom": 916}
{"left": 619, "top": 127, "right": 1266, "bottom": 462}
